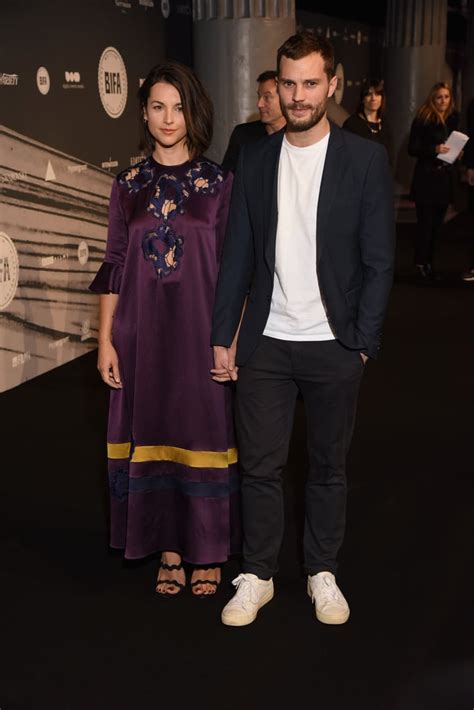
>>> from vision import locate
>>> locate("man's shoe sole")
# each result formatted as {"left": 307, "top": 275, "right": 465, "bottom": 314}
{"left": 221, "top": 587, "right": 274, "bottom": 627}
{"left": 307, "top": 581, "right": 350, "bottom": 625}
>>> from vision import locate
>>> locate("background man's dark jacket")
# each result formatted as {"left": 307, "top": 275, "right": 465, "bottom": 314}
{"left": 221, "top": 120, "right": 267, "bottom": 173}
{"left": 212, "top": 124, "right": 395, "bottom": 363}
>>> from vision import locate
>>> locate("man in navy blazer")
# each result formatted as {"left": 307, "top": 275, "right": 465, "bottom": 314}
{"left": 211, "top": 32, "right": 395, "bottom": 627}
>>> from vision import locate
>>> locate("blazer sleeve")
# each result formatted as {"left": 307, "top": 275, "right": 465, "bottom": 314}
{"left": 215, "top": 170, "right": 234, "bottom": 262}
{"left": 211, "top": 147, "right": 255, "bottom": 346}
{"left": 89, "top": 179, "right": 128, "bottom": 294}
{"left": 408, "top": 118, "right": 437, "bottom": 159}
{"left": 357, "top": 144, "right": 395, "bottom": 359}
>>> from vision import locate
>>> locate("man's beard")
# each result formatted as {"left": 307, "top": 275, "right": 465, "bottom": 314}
{"left": 281, "top": 98, "right": 327, "bottom": 133}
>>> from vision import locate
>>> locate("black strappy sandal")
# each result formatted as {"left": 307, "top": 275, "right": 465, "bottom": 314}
{"left": 155, "top": 562, "right": 185, "bottom": 598}
{"left": 190, "top": 565, "right": 221, "bottom": 599}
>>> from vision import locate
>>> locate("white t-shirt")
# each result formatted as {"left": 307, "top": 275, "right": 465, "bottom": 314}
{"left": 263, "top": 132, "right": 334, "bottom": 341}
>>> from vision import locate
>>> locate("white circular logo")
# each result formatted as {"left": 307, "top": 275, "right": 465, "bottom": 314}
{"left": 36, "top": 66, "right": 50, "bottom": 95}
{"left": 77, "top": 240, "right": 89, "bottom": 265}
{"left": 98, "top": 47, "right": 128, "bottom": 119}
{"left": 0, "top": 232, "right": 19, "bottom": 311}
{"left": 161, "top": 0, "right": 170, "bottom": 18}
{"left": 335, "top": 63, "right": 345, "bottom": 105}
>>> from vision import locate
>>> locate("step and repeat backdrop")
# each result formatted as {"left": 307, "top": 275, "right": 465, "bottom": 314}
{"left": 0, "top": 0, "right": 192, "bottom": 392}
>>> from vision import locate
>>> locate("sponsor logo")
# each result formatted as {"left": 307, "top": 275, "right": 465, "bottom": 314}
{"left": 0, "top": 73, "right": 19, "bottom": 86}
{"left": 140, "top": 0, "right": 155, "bottom": 7}
{"left": 115, "top": 0, "right": 132, "bottom": 8}
{"left": 40, "top": 253, "right": 68, "bottom": 267}
{"left": 67, "top": 164, "right": 88, "bottom": 174}
{"left": 12, "top": 351, "right": 31, "bottom": 368}
{"left": 0, "top": 232, "right": 19, "bottom": 311}
{"left": 101, "top": 157, "right": 119, "bottom": 170}
{"left": 36, "top": 66, "right": 50, "bottom": 95}
{"left": 63, "top": 70, "right": 84, "bottom": 89}
{"left": 130, "top": 155, "right": 146, "bottom": 166}
{"left": 81, "top": 318, "right": 92, "bottom": 342}
{"left": 48, "top": 336, "right": 69, "bottom": 350}
{"left": 0, "top": 170, "right": 27, "bottom": 184}
{"left": 98, "top": 47, "right": 128, "bottom": 119}
{"left": 77, "top": 241, "right": 89, "bottom": 266}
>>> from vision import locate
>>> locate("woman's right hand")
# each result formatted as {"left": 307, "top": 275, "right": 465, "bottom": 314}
{"left": 435, "top": 144, "right": 449, "bottom": 154}
{"left": 98, "top": 340, "right": 122, "bottom": 389}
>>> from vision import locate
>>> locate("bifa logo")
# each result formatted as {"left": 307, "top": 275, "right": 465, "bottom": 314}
{"left": 104, "top": 71, "right": 121, "bottom": 94}
{"left": 98, "top": 47, "right": 128, "bottom": 118}
{"left": 0, "top": 232, "right": 19, "bottom": 311}
{"left": 36, "top": 67, "right": 50, "bottom": 95}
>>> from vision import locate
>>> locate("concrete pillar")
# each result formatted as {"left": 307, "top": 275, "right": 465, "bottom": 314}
{"left": 384, "top": 0, "right": 448, "bottom": 192}
{"left": 193, "top": 0, "right": 295, "bottom": 162}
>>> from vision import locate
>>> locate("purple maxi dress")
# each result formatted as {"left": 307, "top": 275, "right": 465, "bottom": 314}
{"left": 90, "top": 156, "right": 240, "bottom": 564}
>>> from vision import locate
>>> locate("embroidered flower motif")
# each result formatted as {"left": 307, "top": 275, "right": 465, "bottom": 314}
{"left": 109, "top": 468, "right": 129, "bottom": 502}
{"left": 142, "top": 225, "right": 184, "bottom": 278}
{"left": 118, "top": 158, "right": 154, "bottom": 193}
{"left": 186, "top": 161, "right": 223, "bottom": 195}
{"left": 148, "top": 173, "right": 190, "bottom": 221}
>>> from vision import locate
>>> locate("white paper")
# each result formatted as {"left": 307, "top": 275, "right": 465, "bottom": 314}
{"left": 437, "top": 130, "right": 469, "bottom": 164}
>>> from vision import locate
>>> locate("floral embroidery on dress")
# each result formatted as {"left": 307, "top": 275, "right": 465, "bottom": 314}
{"left": 148, "top": 173, "right": 190, "bottom": 221}
{"left": 186, "top": 161, "right": 224, "bottom": 195}
{"left": 118, "top": 158, "right": 154, "bottom": 193}
{"left": 142, "top": 225, "right": 184, "bottom": 278}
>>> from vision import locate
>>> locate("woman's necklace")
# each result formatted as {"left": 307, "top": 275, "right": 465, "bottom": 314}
{"left": 359, "top": 112, "right": 382, "bottom": 134}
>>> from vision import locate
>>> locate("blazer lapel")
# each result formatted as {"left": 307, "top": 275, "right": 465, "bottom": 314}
{"left": 317, "top": 124, "right": 346, "bottom": 264}
{"left": 262, "top": 131, "right": 284, "bottom": 272}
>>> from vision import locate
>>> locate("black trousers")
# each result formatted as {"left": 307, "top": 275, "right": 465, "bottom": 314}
{"left": 414, "top": 204, "right": 447, "bottom": 266}
{"left": 235, "top": 336, "right": 364, "bottom": 579}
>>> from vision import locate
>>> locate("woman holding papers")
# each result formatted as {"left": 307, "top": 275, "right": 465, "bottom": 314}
{"left": 408, "top": 82, "right": 460, "bottom": 283}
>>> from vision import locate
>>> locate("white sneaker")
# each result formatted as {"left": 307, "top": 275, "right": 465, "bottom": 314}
{"left": 221, "top": 573, "right": 274, "bottom": 626}
{"left": 307, "top": 571, "right": 350, "bottom": 625}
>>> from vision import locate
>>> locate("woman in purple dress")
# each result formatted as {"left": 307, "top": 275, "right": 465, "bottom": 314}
{"left": 90, "top": 62, "right": 239, "bottom": 597}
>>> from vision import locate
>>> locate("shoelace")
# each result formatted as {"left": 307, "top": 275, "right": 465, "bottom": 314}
{"left": 311, "top": 576, "right": 341, "bottom": 604}
{"left": 231, "top": 574, "right": 259, "bottom": 607}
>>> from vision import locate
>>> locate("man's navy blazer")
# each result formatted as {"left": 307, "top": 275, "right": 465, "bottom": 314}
{"left": 211, "top": 123, "right": 395, "bottom": 363}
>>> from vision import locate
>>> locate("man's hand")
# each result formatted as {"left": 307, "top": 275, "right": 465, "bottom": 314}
{"left": 211, "top": 345, "right": 239, "bottom": 382}
{"left": 435, "top": 144, "right": 449, "bottom": 155}
{"left": 360, "top": 353, "right": 368, "bottom": 365}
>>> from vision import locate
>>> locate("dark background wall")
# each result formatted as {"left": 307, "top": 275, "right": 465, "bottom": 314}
{"left": 0, "top": 0, "right": 193, "bottom": 392}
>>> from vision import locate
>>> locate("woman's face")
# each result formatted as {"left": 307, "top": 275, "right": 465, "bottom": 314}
{"left": 363, "top": 88, "right": 382, "bottom": 114}
{"left": 144, "top": 81, "right": 187, "bottom": 151}
{"left": 433, "top": 88, "right": 451, "bottom": 115}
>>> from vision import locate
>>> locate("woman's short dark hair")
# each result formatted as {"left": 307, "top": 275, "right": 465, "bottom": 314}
{"left": 138, "top": 61, "right": 213, "bottom": 159}
{"left": 357, "top": 78, "right": 386, "bottom": 118}
{"left": 277, "top": 31, "right": 335, "bottom": 80}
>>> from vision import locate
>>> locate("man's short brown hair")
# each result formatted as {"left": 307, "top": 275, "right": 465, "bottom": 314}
{"left": 277, "top": 31, "right": 335, "bottom": 80}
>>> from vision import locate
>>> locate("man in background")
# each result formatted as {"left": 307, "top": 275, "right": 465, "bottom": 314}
{"left": 222, "top": 70, "right": 286, "bottom": 172}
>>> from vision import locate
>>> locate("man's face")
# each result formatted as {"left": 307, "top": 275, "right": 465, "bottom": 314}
{"left": 278, "top": 52, "right": 337, "bottom": 133}
{"left": 257, "top": 78, "right": 283, "bottom": 127}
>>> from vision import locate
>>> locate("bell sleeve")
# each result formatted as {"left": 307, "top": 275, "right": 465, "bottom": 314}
{"left": 89, "top": 179, "right": 128, "bottom": 294}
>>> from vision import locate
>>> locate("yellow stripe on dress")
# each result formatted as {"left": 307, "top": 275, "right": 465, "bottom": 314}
{"left": 108, "top": 442, "right": 132, "bottom": 459}
{"left": 107, "top": 443, "right": 238, "bottom": 468}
